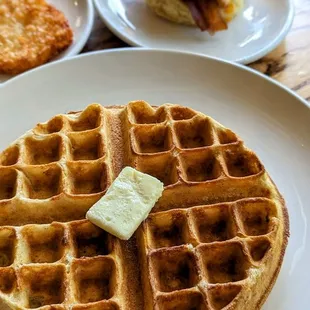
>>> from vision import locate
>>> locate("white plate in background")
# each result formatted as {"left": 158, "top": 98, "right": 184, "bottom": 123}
{"left": 94, "top": 0, "right": 294, "bottom": 64}
{"left": 0, "top": 49, "right": 309, "bottom": 309}
{"left": 0, "top": 0, "right": 94, "bottom": 83}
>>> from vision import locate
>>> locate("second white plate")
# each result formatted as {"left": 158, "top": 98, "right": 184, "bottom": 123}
{"left": 94, "top": 0, "right": 294, "bottom": 64}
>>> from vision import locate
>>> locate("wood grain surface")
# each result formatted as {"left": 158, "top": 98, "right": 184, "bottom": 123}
{"left": 83, "top": 0, "right": 310, "bottom": 102}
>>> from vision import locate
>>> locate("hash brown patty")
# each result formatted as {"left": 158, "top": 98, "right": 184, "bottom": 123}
{"left": 0, "top": 0, "right": 73, "bottom": 74}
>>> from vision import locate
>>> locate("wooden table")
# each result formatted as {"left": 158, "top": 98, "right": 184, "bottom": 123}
{"left": 83, "top": 0, "right": 310, "bottom": 102}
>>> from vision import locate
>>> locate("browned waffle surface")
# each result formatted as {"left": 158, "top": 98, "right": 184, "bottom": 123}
{"left": 0, "top": 220, "right": 141, "bottom": 309}
{"left": 0, "top": 101, "right": 288, "bottom": 309}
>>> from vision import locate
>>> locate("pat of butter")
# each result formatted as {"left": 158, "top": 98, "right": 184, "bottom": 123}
{"left": 86, "top": 167, "right": 164, "bottom": 240}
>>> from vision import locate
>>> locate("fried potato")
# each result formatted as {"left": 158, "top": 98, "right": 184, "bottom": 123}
{"left": 0, "top": 0, "right": 73, "bottom": 74}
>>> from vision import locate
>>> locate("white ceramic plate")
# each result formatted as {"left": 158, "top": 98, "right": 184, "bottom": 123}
{"left": 0, "top": 49, "right": 309, "bottom": 309}
{"left": 94, "top": 0, "right": 294, "bottom": 64}
{"left": 0, "top": 0, "right": 95, "bottom": 83}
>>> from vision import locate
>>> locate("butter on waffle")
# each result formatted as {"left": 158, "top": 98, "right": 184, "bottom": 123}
{"left": 0, "top": 101, "right": 289, "bottom": 309}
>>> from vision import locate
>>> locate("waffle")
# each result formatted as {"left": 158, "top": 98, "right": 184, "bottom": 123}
{"left": 0, "top": 101, "right": 289, "bottom": 310}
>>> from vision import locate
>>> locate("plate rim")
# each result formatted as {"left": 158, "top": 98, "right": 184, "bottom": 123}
{"left": 93, "top": 0, "right": 295, "bottom": 64}
{"left": 55, "top": 0, "right": 95, "bottom": 58}
{"left": 1, "top": 47, "right": 308, "bottom": 111}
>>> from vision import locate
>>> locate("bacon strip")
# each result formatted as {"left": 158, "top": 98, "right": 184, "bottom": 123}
{"left": 198, "top": 0, "right": 228, "bottom": 33}
{"left": 183, "top": 0, "right": 228, "bottom": 33}
{"left": 183, "top": 0, "right": 209, "bottom": 31}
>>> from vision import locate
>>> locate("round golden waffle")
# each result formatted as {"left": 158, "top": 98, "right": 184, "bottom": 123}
{"left": 0, "top": 101, "right": 289, "bottom": 310}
